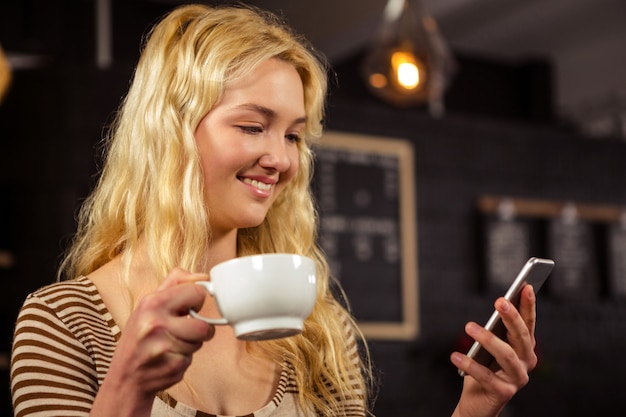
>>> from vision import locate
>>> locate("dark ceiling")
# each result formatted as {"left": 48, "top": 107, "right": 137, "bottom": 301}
{"left": 2, "top": 0, "right": 625, "bottom": 128}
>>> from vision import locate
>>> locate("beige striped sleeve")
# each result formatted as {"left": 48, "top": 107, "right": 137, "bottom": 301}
{"left": 10, "top": 278, "right": 118, "bottom": 417}
{"left": 338, "top": 311, "right": 368, "bottom": 417}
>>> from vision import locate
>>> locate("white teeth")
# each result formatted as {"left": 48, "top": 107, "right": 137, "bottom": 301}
{"left": 243, "top": 178, "right": 272, "bottom": 191}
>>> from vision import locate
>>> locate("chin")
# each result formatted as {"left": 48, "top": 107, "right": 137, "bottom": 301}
{"left": 238, "top": 216, "right": 267, "bottom": 229}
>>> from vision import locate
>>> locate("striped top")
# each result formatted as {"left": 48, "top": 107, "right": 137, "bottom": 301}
{"left": 11, "top": 276, "right": 366, "bottom": 417}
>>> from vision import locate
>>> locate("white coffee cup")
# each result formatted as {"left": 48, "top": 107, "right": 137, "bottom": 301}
{"left": 189, "top": 253, "right": 317, "bottom": 341}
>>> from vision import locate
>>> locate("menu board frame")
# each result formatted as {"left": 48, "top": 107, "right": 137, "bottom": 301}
{"left": 313, "top": 131, "right": 419, "bottom": 340}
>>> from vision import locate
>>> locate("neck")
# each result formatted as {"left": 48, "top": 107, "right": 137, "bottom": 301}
{"left": 198, "top": 228, "right": 240, "bottom": 273}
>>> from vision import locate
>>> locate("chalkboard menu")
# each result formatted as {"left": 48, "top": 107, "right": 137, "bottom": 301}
{"left": 312, "top": 131, "right": 418, "bottom": 340}
{"left": 485, "top": 216, "right": 531, "bottom": 293}
{"left": 608, "top": 216, "right": 626, "bottom": 298}
{"left": 548, "top": 205, "right": 598, "bottom": 298}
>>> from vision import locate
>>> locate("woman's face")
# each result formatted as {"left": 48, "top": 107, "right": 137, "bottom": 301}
{"left": 194, "top": 58, "right": 306, "bottom": 236}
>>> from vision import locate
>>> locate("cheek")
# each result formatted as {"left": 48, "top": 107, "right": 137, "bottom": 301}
{"left": 274, "top": 148, "right": 300, "bottom": 197}
{"left": 285, "top": 148, "right": 301, "bottom": 182}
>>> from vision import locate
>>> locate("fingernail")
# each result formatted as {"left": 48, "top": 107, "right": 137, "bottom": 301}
{"left": 466, "top": 322, "right": 480, "bottom": 336}
{"left": 451, "top": 352, "right": 463, "bottom": 364}
{"left": 499, "top": 299, "right": 510, "bottom": 313}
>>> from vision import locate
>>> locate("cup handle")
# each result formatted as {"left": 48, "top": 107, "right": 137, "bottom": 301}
{"left": 189, "top": 281, "right": 229, "bottom": 325}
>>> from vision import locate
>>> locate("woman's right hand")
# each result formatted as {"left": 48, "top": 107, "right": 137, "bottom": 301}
{"left": 92, "top": 268, "right": 215, "bottom": 417}
{"left": 451, "top": 285, "right": 538, "bottom": 417}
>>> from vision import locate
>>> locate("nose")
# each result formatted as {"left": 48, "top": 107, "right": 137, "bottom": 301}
{"left": 258, "top": 135, "right": 292, "bottom": 172}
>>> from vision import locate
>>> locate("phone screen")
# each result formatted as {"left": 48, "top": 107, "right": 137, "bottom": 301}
{"left": 458, "top": 257, "right": 555, "bottom": 377}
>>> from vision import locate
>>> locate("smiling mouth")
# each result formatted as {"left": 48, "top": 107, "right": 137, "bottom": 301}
{"left": 241, "top": 177, "right": 272, "bottom": 191}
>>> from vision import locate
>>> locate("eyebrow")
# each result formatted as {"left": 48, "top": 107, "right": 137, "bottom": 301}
{"left": 234, "top": 103, "right": 307, "bottom": 125}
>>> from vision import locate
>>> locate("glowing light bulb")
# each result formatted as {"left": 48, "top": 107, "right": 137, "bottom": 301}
{"left": 391, "top": 51, "right": 421, "bottom": 90}
{"left": 361, "top": 0, "right": 455, "bottom": 113}
{"left": 397, "top": 62, "right": 419, "bottom": 89}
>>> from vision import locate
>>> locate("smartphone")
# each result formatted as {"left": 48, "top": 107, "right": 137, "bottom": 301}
{"left": 458, "top": 257, "right": 555, "bottom": 377}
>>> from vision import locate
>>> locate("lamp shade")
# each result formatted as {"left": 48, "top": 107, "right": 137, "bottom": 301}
{"left": 362, "top": 0, "right": 455, "bottom": 116}
{"left": 0, "top": 44, "right": 11, "bottom": 104}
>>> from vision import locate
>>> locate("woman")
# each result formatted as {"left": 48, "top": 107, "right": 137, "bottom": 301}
{"left": 11, "top": 4, "right": 537, "bottom": 417}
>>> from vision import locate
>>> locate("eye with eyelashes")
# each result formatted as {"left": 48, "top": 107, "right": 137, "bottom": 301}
{"left": 236, "top": 125, "right": 263, "bottom": 135}
{"left": 236, "top": 125, "right": 302, "bottom": 143}
{"left": 285, "top": 132, "right": 302, "bottom": 143}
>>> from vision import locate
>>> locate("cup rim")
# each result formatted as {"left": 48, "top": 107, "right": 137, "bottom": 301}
{"left": 211, "top": 253, "right": 314, "bottom": 270}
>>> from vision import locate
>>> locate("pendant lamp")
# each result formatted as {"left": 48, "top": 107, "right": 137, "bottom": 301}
{"left": 361, "top": 0, "right": 455, "bottom": 117}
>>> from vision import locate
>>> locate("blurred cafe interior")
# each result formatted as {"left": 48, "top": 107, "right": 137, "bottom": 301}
{"left": 2, "top": 0, "right": 626, "bottom": 415}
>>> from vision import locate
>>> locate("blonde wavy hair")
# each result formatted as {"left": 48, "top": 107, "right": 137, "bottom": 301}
{"left": 59, "top": 3, "right": 373, "bottom": 415}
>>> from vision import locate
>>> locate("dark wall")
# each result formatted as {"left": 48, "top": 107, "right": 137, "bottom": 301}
{"left": 325, "top": 95, "right": 626, "bottom": 416}
{"left": 3, "top": 65, "right": 626, "bottom": 416}
{"left": 2, "top": 2, "right": 626, "bottom": 416}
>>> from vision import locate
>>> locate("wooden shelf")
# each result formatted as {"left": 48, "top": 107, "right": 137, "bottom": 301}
{"left": 477, "top": 195, "right": 625, "bottom": 223}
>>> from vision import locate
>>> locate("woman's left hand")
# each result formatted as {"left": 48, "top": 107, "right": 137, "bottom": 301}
{"left": 451, "top": 284, "right": 538, "bottom": 417}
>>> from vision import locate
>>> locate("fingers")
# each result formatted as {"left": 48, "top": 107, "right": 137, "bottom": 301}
{"left": 128, "top": 303, "right": 213, "bottom": 372}
{"left": 455, "top": 290, "right": 538, "bottom": 379}
{"left": 452, "top": 321, "right": 503, "bottom": 379}
{"left": 497, "top": 288, "right": 538, "bottom": 372}
{"left": 518, "top": 284, "right": 537, "bottom": 341}
{"left": 106, "top": 268, "right": 217, "bottom": 398}
{"left": 453, "top": 320, "right": 530, "bottom": 388}
{"left": 147, "top": 324, "right": 208, "bottom": 360}
{"left": 151, "top": 268, "right": 210, "bottom": 315}
{"left": 129, "top": 268, "right": 215, "bottom": 351}
{"left": 451, "top": 287, "right": 540, "bottom": 415}
{"left": 137, "top": 271, "right": 214, "bottom": 343}
{"left": 157, "top": 267, "right": 209, "bottom": 291}
{"left": 170, "top": 313, "right": 216, "bottom": 343}
{"left": 129, "top": 340, "right": 195, "bottom": 393}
